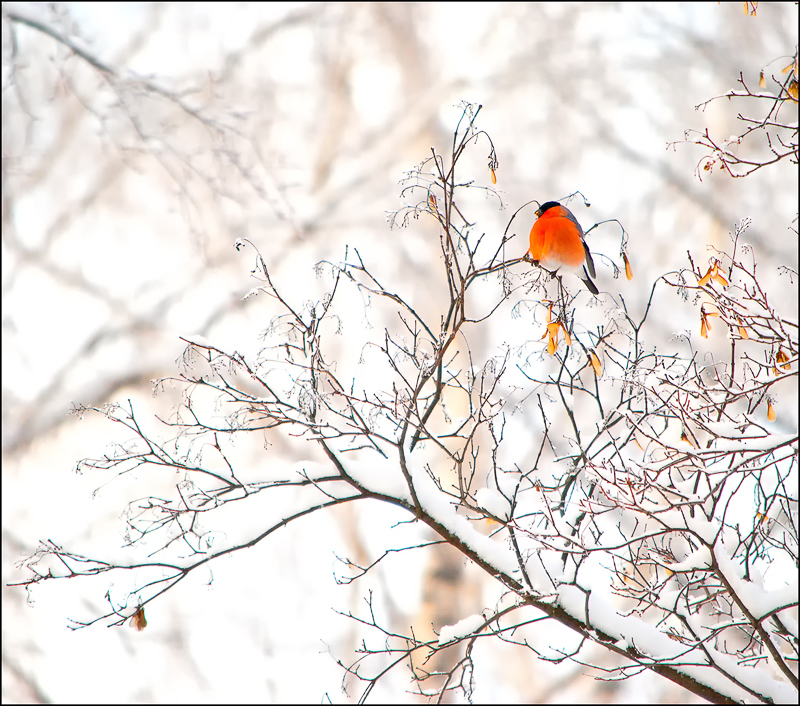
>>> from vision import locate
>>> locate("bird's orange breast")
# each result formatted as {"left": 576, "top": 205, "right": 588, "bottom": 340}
{"left": 528, "top": 209, "right": 586, "bottom": 268}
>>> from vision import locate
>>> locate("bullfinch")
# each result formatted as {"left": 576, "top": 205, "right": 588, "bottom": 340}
{"left": 528, "top": 201, "right": 598, "bottom": 295}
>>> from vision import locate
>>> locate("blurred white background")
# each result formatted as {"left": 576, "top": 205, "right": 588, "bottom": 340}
{"left": 3, "top": 2, "right": 797, "bottom": 702}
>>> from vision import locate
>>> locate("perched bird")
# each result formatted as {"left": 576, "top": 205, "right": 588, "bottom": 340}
{"left": 528, "top": 201, "right": 598, "bottom": 295}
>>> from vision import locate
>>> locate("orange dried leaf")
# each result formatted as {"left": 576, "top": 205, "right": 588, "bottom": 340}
{"left": 738, "top": 326, "right": 749, "bottom": 339}
{"left": 699, "top": 261, "right": 728, "bottom": 287}
{"left": 767, "top": 400, "right": 776, "bottom": 422}
{"left": 588, "top": 350, "right": 603, "bottom": 376}
{"left": 697, "top": 260, "right": 728, "bottom": 287}
{"left": 681, "top": 428, "right": 697, "bottom": 448}
{"left": 129, "top": 606, "right": 147, "bottom": 631}
{"left": 623, "top": 252, "right": 633, "bottom": 281}
{"left": 490, "top": 168, "right": 497, "bottom": 185}
{"left": 545, "top": 322, "right": 561, "bottom": 355}
{"left": 698, "top": 268, "right": 713, "bottom": 287}
{"left": 700, "top": 305, "right": 718, "bottom": 338}
{"left": 759, "top": 71, "right": 766, "bottom": 88}
{"left": 543, "top": 300, "right": 554, "bottom": 323}
{"left": 561, "top": 322, "right": 572, "bottom": 347}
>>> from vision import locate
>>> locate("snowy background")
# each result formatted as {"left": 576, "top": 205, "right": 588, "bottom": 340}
{"left": 3, "top": 2, "right": 797, "bottom": 702}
